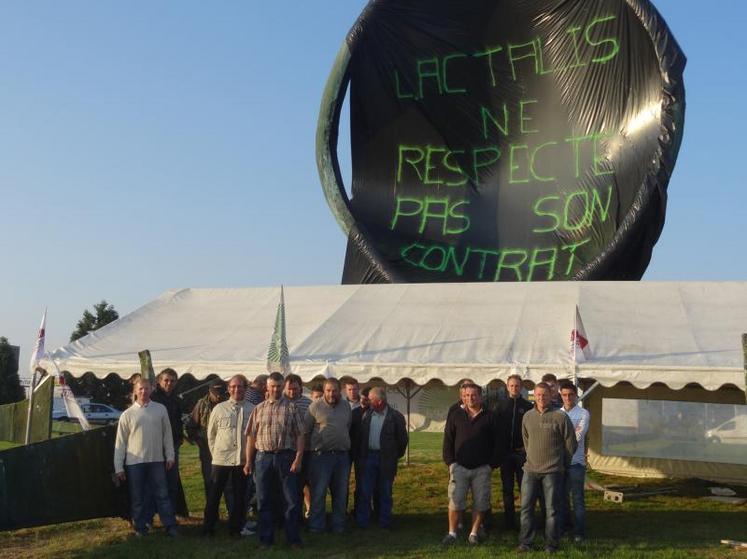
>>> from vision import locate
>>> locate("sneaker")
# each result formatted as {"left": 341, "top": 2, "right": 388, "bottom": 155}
{"left": 516, "top": 544, "right": 531, "bottom": 553}
{"left": 134, "top": 531, "right": 147, "bottom": 538}
{"left": 166, "top": 526, "right": 180, "bottom": 537}
{"left": 441, "top": 533, "right": 457, "bottom": 546}
{"left": 574, "top": 535, "right": 585, "bottom": 543}
{"left": 240, "top": 525, "right": 257, "bottom": 537}
{"left": 468, "top": 533, "right": 480, "bottom": 545}
{"left": 545, "top": 546, "right": 558, "bottom": 554}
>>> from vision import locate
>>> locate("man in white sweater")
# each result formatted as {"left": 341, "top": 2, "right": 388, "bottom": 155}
{"left": 202, "top": 374, "right": 255, "bottom": 537}
{"left": 114, "top": 378, "right": 178, "bottom": 537}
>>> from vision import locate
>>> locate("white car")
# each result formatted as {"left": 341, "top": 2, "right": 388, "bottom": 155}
{"left": 706, "top": 415, "right": 747, "bottom": 444}
{"left": 55, "top": 403, "right": 122, "bottom": 424}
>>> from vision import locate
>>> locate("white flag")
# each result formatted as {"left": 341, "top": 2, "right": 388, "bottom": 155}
{"left": 570, "top": 306, "right": 591, "bottom": 363}
{"left": 34, "top": 310, "right": 91, "bottom": 430}
{"left": 49, "top": 359, "right": 91, "bottom": 431}
{"left": 28, "top": 309, "right": 47, "bottom": 375}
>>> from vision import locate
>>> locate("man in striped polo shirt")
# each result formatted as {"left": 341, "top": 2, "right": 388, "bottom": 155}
{"left": 517, "top": 382, "right": 577, "bottom": 554}
{"left": 284, "top": 374, "right": 312, "bottom": 521}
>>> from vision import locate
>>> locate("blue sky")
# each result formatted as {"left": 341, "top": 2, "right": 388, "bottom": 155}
{"left": 1, "top": 1, "right": 745, "bottom": 378}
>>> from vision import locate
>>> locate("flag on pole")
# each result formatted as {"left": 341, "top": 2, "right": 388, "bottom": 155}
{"left": 31, "top": 310, "right": 91, "bottom": 430}
{"left": 28, "top": 309, "right": 47, "bottom": 376}
{"left": 50, "top": 360, "right": 91, "bottom": 431}
{"left": 570, "top": 305, "right": 591, "bottom": 363}
{"left": 267, "top": 286, "right": 291, "bottom": 374}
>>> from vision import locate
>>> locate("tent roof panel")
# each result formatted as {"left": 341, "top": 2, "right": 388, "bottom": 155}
{"left": 45, "top": 282, "right": 747, "bottom": 392}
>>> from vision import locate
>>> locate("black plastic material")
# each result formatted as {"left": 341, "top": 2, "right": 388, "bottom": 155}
{"left": 320, "top": 0, "right": 685, "bottom": 283}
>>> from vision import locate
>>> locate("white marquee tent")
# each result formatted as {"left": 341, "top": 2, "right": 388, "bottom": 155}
{"left": 46, "top": 281, "right": 747, "bottom": 482}
{"left": 46, "top": 281, "right": 747, "bottom": 392}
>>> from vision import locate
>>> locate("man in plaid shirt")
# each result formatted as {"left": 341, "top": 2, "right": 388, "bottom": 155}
{"left": 244, "top": 372, "right": 305, "bottom": 548}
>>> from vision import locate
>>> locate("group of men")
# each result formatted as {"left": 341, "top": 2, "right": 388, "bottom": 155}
{"left": 442, "top": 373, "right": 590, "bottom": 554}
{"left": 113, "top": 367, "right": 588, "bottom": 552}
{"left": 114, "top": 370, "right": 408, "bottom": 549}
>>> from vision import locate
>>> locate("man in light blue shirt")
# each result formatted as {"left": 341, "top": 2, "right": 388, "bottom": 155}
{"left": 368, "top": 404, "right": 386, "bottom": 450}
{"left": 352, "top": 387, "right": 408, "bottom": 529}
{"left": 559, "top": 381, "right": 590, "bottom": 543}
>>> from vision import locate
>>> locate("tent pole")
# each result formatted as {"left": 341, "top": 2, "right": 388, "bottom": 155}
{"left": 24, "top": 369, "right": 38, "bottom": 445}
{"left": 406, "top": 380, "right": 411, "bottom": 466}
{"left": 579, "top": 381, "right": 600, "bottom": 403}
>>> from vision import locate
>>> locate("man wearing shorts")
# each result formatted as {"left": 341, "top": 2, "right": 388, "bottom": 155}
{"left": 442, "top": 383, "right": 500, "bottom": 546}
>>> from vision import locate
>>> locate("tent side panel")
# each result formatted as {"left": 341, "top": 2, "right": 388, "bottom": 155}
{"left": 586, "top": 384, "right": 747, "bottom": 485}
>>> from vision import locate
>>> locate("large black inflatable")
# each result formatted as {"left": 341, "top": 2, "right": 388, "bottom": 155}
{"left": 317, "top": 0, "right": 685, "bottom": 283}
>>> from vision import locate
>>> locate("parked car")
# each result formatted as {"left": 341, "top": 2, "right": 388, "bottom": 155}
{"left": 705, "top": 414, "right": 747, "bottom": 444}
{"left": 55, "top": 403, "right": 122, "bottom": 424}
{"left": 52, "top": 407, "right": 69, "bottom": 421}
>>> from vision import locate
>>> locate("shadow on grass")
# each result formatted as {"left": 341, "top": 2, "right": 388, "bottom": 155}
{"left": 63, "top": 509, "right": 746, "bottom": 559}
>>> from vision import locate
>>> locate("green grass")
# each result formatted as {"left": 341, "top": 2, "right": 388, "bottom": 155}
{"left": 1, "top": 432, "right": 746, "bottom": 558}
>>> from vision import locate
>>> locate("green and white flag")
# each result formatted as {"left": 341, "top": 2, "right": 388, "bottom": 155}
{"left": 267, "top": 286, "right": 290, "bottom": 374}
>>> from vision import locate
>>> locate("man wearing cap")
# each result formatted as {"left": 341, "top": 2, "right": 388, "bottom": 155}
{"left": 186, "top": 378, "right": 228, "bottom": 502}
{"left": 203, "top": 375, "right": 255, "bottom": 537}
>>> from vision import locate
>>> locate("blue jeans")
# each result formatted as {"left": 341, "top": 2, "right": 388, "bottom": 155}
{"left": 519, "top": 471, "right": 561, "bottom": 549}
{"left": 308, "top": 451, "right": 351, "bottom": 532}
{"left": 562, "top": 464, "right": 586, "bottom": 537}
{"left": 125, "top": 462, "right": 176, "bottom": 533}
{"left": 356, "top": 452, "right": 393, "bottom": 528}
{"left": 146, "top": 447, "right": 180, "bottom": 521}
{"left": 255, "top": 451, "right": 301, "bottom": 545}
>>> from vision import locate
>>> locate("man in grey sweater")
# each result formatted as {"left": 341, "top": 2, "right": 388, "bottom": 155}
{"left": 517, "top": 382, "right": 576, "bottom": 554}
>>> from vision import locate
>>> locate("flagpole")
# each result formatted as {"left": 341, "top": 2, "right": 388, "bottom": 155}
{"left": 25, "top": 309, "right": 47, "bottom": 445}
{"left": 24, "top": 368, "right": 38, "bottom": 445}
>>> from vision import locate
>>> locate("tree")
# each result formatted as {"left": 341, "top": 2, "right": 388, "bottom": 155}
{"left": 70, "top": 300, "right": 119, "bottom": 342}
{"left": 0, "top": 337, "right": 25, "bottom": 404}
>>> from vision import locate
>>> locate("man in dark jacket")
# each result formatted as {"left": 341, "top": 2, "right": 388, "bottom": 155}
{"left": 352, "top": 386, "right": 408, "bottom": 529}
{"left": 151, "top": 367, "right": 186, "bottom": 515}
{"left": 349, "top": 386, "right": 371, "bottom": 517}
{"left": 185, "top": 378, "right": 227, "bottom": 504}
{"left": 442, "top": 383, "right": 499, "bottom": 546}
{"left": 494, "top": 374, "right": 533, "bottom": 529}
